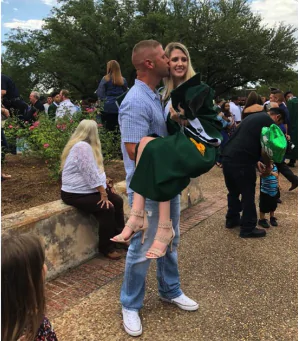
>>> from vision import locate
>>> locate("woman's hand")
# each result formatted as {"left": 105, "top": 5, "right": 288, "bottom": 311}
{"left": 97, "top": 192, "right": 113, "bottom": 209}
{"left": 106, "top": 177, "right": 116, "bottom": 194}
{"left": 169, "top": 104, "right": 189, "bottom": 126}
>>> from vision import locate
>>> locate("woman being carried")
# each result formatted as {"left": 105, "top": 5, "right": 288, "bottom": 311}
{"left": 111, "top": 42, "right": 222, "bottom": 258}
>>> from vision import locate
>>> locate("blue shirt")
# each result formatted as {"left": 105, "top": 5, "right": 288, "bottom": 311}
{"left": 260, "top": 164, "right": 278, "bottom": 197}
{"left": 118, "top": 79, "right": 168, "bottom": 194}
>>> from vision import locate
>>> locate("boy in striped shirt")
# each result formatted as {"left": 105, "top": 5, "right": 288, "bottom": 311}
{"left": 258, "top": 161, "right": 280, "bottom": 228}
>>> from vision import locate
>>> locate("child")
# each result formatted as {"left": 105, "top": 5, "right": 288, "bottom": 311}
{"left": 2, "top": 233, "right": 58, "bottom": 341}
{"left": 258, "top": 161, "right": 280, "bottom": 228}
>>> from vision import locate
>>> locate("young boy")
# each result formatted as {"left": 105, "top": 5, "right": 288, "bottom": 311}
{"left": 258, "top": 161, "right": 280, "bottom": 228}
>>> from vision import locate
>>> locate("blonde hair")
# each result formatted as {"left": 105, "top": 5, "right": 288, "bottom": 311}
{"left": 162, "top": 42, "right": 196, "bottom": 101}
{"left": 60, "top": 119, "right": 104, "bottom": 172}
{"left": 104, "top": 60, "right": 124, "bottom": 86}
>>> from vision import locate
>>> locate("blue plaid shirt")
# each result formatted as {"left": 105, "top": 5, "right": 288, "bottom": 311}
{"left": 119, "top": 79, "right": 168, "bottom": 194}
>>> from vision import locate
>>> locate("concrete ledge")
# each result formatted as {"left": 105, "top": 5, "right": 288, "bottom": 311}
{"left": 2, "top": 179, "right": 203, "bottom": 279}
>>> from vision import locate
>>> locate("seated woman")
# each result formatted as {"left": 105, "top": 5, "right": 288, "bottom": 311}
{"left": 61, "top": 119, "right": 125, "bottom": 260}
{"left": 111, "top": 42, "right": 222, "bottom": 259}
{"left": 96, "top": 60, "right": 128, "bottom": 131}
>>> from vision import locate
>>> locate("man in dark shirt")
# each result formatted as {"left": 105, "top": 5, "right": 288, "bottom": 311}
{"left": 47, "top": 91, "right": 61, "bottom": 120}
{"left": 222, "top": 110, "right": 284, "bottom": 238}
{"left": 1, "top": 74, "right": 28, "bottom": 119}
{"left": 25, "top": 91, "right": 45, "bottom": 121}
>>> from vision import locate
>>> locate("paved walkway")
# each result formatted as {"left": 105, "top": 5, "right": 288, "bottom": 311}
{"left": 47, "top": 166, "right": 298, "bottom": 341}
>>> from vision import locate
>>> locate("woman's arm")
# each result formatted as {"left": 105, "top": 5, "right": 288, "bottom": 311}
{"left": 96, "top": 78, "right": 107, "bottom": 100}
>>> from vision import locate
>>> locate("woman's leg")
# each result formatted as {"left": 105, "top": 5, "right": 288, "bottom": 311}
{"left": 112, "top": 137, "right": 158, "bottom": 241}
{"left": 61, "top": 191, "right": 120, "bottom": 256}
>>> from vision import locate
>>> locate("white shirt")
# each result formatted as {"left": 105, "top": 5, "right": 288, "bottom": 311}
{"left": 61, "top": 141, "right": 107, "bottom": 194}
{"left": 229, "top": 102, "right": 242, "bottom": 122}
{"left": 44, "top": 103, "right": 50, "bottom": 114}
{"left": 56, "top": 99, "right": 78, "bottom": 118}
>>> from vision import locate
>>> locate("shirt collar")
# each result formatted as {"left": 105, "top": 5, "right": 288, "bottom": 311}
{"left": 134, "top": 79, "right": 160, "bottom": 101}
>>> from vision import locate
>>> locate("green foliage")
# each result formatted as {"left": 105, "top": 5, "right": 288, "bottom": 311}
{"left": 4, "top": 110, "right": 121, "bottom": 180}
{"left": 2, "top": 0, "right": 298, "bottom": 97}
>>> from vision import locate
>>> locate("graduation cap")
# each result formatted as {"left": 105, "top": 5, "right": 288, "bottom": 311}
{"left": 171, "top": 73, "right": 216, "bottom": 120}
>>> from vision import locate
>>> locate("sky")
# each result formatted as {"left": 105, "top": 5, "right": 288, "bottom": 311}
{"left": 0, "top": 0, "right": 298, "bottom": 48}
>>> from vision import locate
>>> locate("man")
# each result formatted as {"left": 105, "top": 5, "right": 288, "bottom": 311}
{"left": 118, "top": 40, "right": 198, "bottom": 337}
{"left": 1, "top": 74, "right": 28, "bottom": 119}
{"left": 26, "top": 91, "right": 45, "bottom": 121}
{"left": 285, "top": 95, "right": 298, "bottom": 168}
{"left": 48, "top": 91, "right": 61, "bottom": 120}
{"left": 222, "top": 108, "right": 285, "bottom": 238}
{"left": 270, "top": 96, "right": 298, "bottom": 191}
{"left": 55, "top": 89, "right": 78, "bottom": 118}
{"left": 284, "top": 90, "right": 295, "bottom": 102}
{"left": 229, "top": 96, "right": 242, "bottom": 124}
{"left": 43, "top": 96, "right": 53, "bottom": 114}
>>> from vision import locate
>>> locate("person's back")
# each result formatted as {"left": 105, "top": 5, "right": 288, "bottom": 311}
{"left": 222, "top": 111, "right": 273, "bottom": 165}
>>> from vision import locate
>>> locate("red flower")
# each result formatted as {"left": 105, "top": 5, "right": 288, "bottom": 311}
{"left": 8, "top": 125, "right": 13, "bottom": 129}
{"left": 43, "top": 143, "right": 49, "bottom": 148}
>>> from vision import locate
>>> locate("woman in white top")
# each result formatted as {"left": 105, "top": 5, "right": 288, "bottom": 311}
{"left": 60, "top": 119, "right": 124, "bottom": 260}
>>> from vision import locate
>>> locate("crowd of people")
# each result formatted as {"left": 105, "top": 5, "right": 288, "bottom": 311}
{"left": 1, "top": 39, "right": 298, "bottom": 340}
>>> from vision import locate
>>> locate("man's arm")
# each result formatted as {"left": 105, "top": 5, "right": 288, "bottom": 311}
{"left": 119, "top": 96, "right": 150, "bottom": 159}
{"left": 1, "top": 90, "right": 7, "bottom": 97}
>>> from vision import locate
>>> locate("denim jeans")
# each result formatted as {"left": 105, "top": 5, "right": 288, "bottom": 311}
{"left": 120, "top": 194, "right": 182, "bottom": 311}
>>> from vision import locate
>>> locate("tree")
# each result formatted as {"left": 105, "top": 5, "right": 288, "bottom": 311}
{"left": 2, "top": 0, "right": 298, "bottom": 98}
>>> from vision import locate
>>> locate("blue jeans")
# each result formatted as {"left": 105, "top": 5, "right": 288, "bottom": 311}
{"left": 120, "top": 194, "right": 182, "bottom": 311}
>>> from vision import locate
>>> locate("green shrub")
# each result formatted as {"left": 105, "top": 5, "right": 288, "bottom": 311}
{"left": 4, "top": 110, "right": 121, "bottom": 180}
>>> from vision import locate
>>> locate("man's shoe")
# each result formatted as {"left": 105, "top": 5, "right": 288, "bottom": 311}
{"left": 270, "top": 217, "right": 278, "bottom": 226}
{"left": 288, "top": 162, "right": 295, "bottom": 167}
{"left": 160, "top": 293, "right": 199, "bottom": 311}
{"left": 289, "top": 182, "right": 298, "bottom": 191}
{"left": 277, "top": 198, "right": 282, "bottom": 204}
{"left": 258, "top": 219, "right": 270, "bottom": 228}
{"left": 240, "top": 228, "right": 266, "bottom": 238}
{"left": 225, "top": 220, "right": 241, "bottom": 229}
{"left": 122, "top": 308, "right": 142, "bottom": 337}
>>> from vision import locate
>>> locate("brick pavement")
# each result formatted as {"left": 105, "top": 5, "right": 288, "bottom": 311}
{"left": 46, "top": 193, "right": 227, "bottom": 320}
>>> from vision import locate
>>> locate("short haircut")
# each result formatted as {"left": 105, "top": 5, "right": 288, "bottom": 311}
{"left": 274, "top": 92, "right": 285, "bottom": 102}
{"left": 132, "top": 40, "right": 161, "bottom": 68}
{"left": 271, "top": 89, "right": 282, "bottom": 95}
{"left": 31, "top": 91, "right": 40, "bottom": 100}
{"left": 231, "top": 95, "right": 239, "bottom": 101}
{"left": 51, "top": 91, "right": 59, "bottom": 98}
{"left": 60, "top": 89, "right": 70, "bottom": 98}
{"left": 270, "top": 107, "right": 286, "bottom": 122}
{"left": 132, "top": 40, "right": 161, "bottom": 55}
{"left": 284, "top": 90, "right": 293, "bottom": 98}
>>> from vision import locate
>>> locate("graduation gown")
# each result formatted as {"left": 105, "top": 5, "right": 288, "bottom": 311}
{"left": 129, "top": 74, "right": 223, "bottom": 201}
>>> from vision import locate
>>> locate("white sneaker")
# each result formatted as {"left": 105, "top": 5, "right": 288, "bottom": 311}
{"left": 122, "top": 307, "right": 142, "bottom": 337}
{"left": 160, "top": 293, "right": 199, "bottom": 311}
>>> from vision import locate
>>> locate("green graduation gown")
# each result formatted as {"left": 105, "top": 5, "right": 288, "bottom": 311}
{"left": 129, "top": 75, "right": 223, "bottom": 201}
{"left": 285, "top": 97, "right": 298, "bottom": 160}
